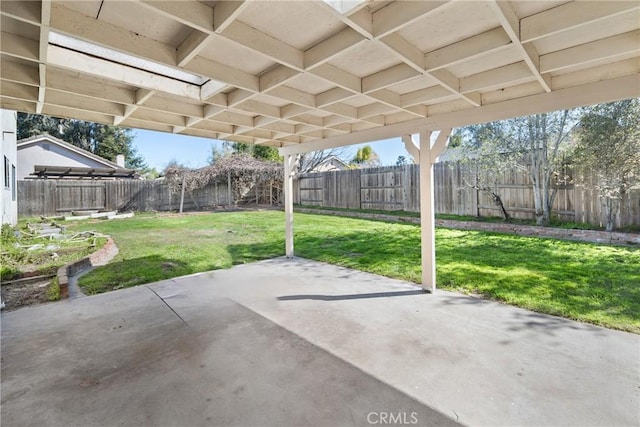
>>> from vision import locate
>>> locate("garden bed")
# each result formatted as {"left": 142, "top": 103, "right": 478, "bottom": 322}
{"left": 0, "top": 222, "right": 107, "bottom": 310}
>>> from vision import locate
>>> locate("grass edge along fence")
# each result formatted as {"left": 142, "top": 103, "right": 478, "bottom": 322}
{"left": 293, "top": 163, "right": 639, "bottom": 230}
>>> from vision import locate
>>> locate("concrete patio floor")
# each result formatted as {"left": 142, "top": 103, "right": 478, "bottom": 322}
{"left": 1, "top": 257, "right": 638, "bottom": 426}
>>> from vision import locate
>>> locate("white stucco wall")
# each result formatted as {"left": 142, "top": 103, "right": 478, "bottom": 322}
{"left": 1, "top": 110, "right": 18, "bottom": 225}
{"left": 17, "top": 140, "right": 113, "bottom": 180}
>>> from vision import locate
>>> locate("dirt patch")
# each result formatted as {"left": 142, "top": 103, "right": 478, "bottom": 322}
{"left": 1, "top": 279, "right": 53, "bottom": 311}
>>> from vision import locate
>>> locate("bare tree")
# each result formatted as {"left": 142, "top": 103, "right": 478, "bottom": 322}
{"left": 455, "top": 110, "right": 577, "bottom": 225}
{"left": 164, "top": 154, "right": 283, "bottom": 211}
{"left": 294, "top": 147, "right": 352, "bottom": 175}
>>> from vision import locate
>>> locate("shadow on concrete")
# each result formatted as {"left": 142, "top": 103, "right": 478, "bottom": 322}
{"left": 278, "top": 289, "right": 424, "bottom": 301}
{"left": 438, "top": 294, "right": 608, "bottom": 338}
{"left": 228, "top": 227, "right": 639, "bottom": 331}
{"left": 505, "top": 310, "right": 608, "bottom": 336}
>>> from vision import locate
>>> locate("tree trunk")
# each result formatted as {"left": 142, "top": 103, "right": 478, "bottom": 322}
{"left": 604, "top": 197, "right": 619, "bottom": 232}
{"left": 531, "top": 175, "right": 544, "bottom": 225}
{"left": 179, "top": 174, "right": 186, "bottom": 214}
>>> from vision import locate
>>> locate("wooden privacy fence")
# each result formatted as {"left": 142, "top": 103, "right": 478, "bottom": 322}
{"left": 17, "top": 163, "right": 640, "bottom": 228}
{"left": 18, "top": 179, "right": 281, "bottom": 217}
{"left": 294, "top": 164, "right": 640, "bottom": 228}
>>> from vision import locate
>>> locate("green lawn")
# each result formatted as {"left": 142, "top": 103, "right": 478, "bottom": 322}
{"left": 67, "top": 211, "right": 640, "bottom": 333}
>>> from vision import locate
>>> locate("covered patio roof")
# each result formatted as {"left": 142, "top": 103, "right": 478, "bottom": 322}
{"left": 1, "top": 1, "right": 638, "bottom": 150}
{"left": 2, "top": 0, "right": 638, "bottom": 292}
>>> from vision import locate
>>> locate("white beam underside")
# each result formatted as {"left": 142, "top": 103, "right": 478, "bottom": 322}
{"left": 47, "top": 46, "right": 201, "bottom": 100}
{"left": 1, "top": 0, "right": 638, "bottom": 150}
{"left": 280, "top": 74, "right": 639, "bottom": 155}
{"left": 520, "top": 1, "right": 640, "bottom": 43}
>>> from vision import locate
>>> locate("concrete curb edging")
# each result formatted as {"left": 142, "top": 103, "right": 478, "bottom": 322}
{"left": 57, "top": 237, "right": 119, "bottom": 299}
{"left": 295, "top": 208, "right": 640, "bottom": 246}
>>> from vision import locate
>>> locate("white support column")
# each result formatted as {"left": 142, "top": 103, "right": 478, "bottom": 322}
{"left": 283, "top": 154, "right": 295, "bottom": 258}
{"left": 417, "top": 128, "right": 452, "bottom": 293}
{"left": 418, "top": 130, "right": 435, "bottom": 292}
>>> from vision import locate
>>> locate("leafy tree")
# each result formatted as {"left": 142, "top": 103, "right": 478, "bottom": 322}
{"left": 222, "top": 141, "right": 281, "bottom": 162}
{"left": 574, "top": 99, "right": 640, "bottom": 231}
{"left": 351, "top": 145, "right": 380, "bottom": 167}
{"left": 163, "top": 158, "right": 187, "bottom": 172}
{"left": 17, "top": 113, "right": 146, "bottom": 169}
{"left": 396, "top": 155, "right": 409, "bottom": 166}
{"left": 140, "top": 167, "right": 160, "bottom": 180}
{"left": 456, "top": 110, "right": 577, "bottom": 225}
{"left": 208, "top": 144, "right": 230, "bottom": 164}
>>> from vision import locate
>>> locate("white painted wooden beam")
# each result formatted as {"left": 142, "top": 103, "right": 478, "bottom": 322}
{"left": 50, "top": 4, "right": 177, "bottom": 67}
{"left": 315, "top": 0, "right": 373, "bottom": 38}
{"left": 401, "top": 134, "right": 419, "bottom": 163}
{"left": 372, "top": 1, "right": 448, "bottom": 38}
{"left": 401, "top": 86, "right": 453, "bottom": 108}
{"left": 380, "top": 33, "right": 426, "bottom": 73}
{"left": 540, "top": 30, "right": 640, "bottom": 74}
{"left": 227, "top": 89, "right": 254, "bottom": 107}
{"left": 1, "top": 32, "right": 39, "bottom": 62}
{"left": 279, "top": 74, "right": 639, "bottom": 155}
{"left": 321, "top": 103, "right": 358, "bottom": 120}
{"left": 135, "top": 89, "right": 155, "bottom": 105}
{"left": 177, "top": 31, "right": 211, "bottom": 67}
{"left": 460, "top": 62, "right": 533, "bottom": 94}
{"left": 358, "top": 102, "right": 395, "bottom": 119}
{"left": 316, "top": 87, "right": 354, "bottom": 107}
{"left": 489, "top": 0, "right": 551, "bottom": 92}
{"left": 0, "top": 60, "right": 39, "bottom": 86}
{"left": 259, "top": 66, "right": 299, "bottom": 92}
{"left": 232, "top": 100, "right": 281, "bottom": 119}
{"left": 425, "top": 27, "right": 512, "bottom": 72}
{"left": 431, "top": 128, "right": 452, "bottom": 159}
{"left": 221, "top": 21, "right": 304, "bottom": 70}
{"left": 0, "top": 0, "right": 41, "bottom": 25}
{"left": 432, "top": 69, "right": 482, "bottom": 107}
{"left": 136, "top": 0, "right": 214, "bottom": 34}
{"left": 362, "top": 64, "right": 421, "bottom": 94}
{"left": 418, "top": 129, "right": 435, "bottom": 293}
{"left": 46, "top": 70, "right": 136, "bottom": 104}
{"left": 268, "top": 86, "right": 316, "bottom": 109}
{"left": 280, "top": 104, "right": 308, "bottom": 120}
{"left": 323, "top": 114, "right": 351, "bottom": 127}
{"left": 45, "top": 89, "right": 125, "bottom": 117}
{"left": 310, "top": 63, "right": 362, "bottom": 93}
{"left": 520, "top": 1, "right": 640, "bottom": 43}
{"left": 185, "top": 56, "right": 259, "bottom": 92}
{"left": 37, "top": 1, "right": 49, "bottom": 114}
{"left": 0, "top": 81, "right": 39, "bottom": 101}
{"left": 200, "top": 79, "right": 228, "bottom": 101}
{"left": 48, "top": 46, "right": 201, "bottom": 100}
{"left": 209, "top": 111, "right": 254, "bottom": 128}
{"left": 213, "top": 0, "right": 248, "bottom": 33}
{"left": 284, "top": 153, "right": 295, "bottom": 258}
{"left": 304, "top": 27, "right": 365, "bottom": 69}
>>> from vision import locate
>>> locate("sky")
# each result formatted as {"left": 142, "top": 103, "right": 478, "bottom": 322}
{"left": 132, "top": 129, "right": 411, "bottom": 171}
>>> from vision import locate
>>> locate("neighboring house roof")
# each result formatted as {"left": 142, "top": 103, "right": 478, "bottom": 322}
{"left": 17, "top": 134, "right": 119, "bottom": 169}
{"left": 309, "top": 156, "right": 349, "bottom": 172}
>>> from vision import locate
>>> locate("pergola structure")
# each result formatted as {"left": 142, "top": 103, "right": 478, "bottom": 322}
{"left": 1, "top": 0, "right": 638, "bottom": 291}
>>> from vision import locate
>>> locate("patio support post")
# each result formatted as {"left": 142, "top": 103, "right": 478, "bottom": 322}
{"left": 417, "top": 128, "right": 452, "bottom": 293}
{"left": 284, "top": 153, "right": 295, "bottom": 258}
{"left": 418, "top": 130, "right": 436, "bottom": 292}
